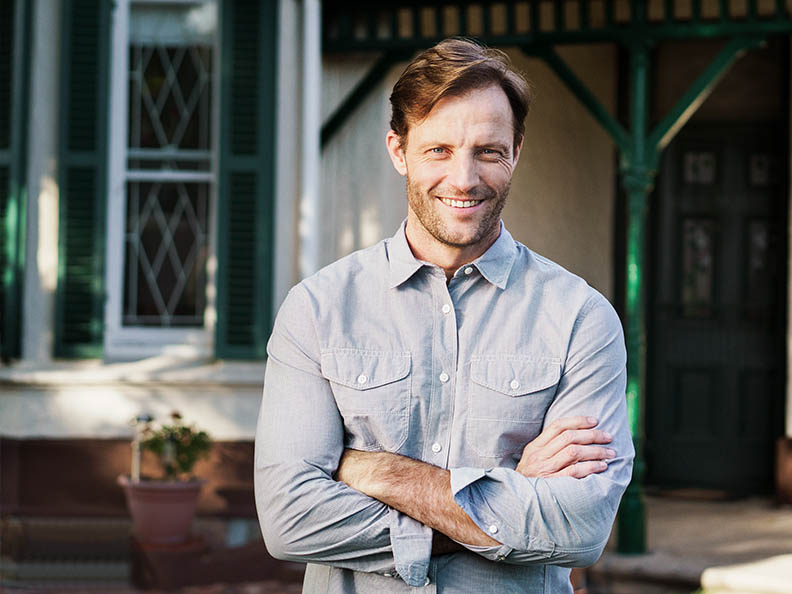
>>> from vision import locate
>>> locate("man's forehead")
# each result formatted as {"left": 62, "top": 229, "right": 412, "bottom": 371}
{"left": 405, "top": 86, "right": 514, "bottom": 144}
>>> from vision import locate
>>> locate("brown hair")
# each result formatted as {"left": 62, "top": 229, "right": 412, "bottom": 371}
{"left": 390, "top": 38, "right": 533, "bottom": 150}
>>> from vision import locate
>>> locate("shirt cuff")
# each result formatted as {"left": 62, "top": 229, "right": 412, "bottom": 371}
{"left": 449, "top": 468, "right": 514, "bottom": 561}
{"left": 450, "top": 467, "right": 553, "bottom": 562}
{"left": 389, "top": 508, "right": 432, "bottom": 587}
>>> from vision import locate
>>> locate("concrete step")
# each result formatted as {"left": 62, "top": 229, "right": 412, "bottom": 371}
{"left": 700, "top": 554, "right": 792, "bottom": 594}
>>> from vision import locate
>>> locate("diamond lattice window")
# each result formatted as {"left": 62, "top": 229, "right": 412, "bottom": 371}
{"left": 124, "top": 2, "right": 215, "bottom": 327}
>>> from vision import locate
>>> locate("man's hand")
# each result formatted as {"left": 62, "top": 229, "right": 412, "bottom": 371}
{"left": 516, "top": 416, "right": 615, "bottom": 479}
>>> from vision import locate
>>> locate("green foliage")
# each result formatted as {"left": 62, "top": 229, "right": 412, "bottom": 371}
{"left": 141, "top": 411, "right": 212, "bottom": 480}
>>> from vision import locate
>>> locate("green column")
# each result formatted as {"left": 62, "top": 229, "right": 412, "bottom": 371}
{"left": 617, "top": 37, "right": 655, "bottom": 555}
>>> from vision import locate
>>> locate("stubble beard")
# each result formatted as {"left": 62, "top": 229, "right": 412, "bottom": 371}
{"left": 406, "top": 176, "right": 510, "bottom": 249}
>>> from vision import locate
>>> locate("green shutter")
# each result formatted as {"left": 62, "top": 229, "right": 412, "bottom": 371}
{"left": 55, "top": 0, "right": 110, "bottom": 357}
{"left": 0, "top": 0, "right": 31, "bottom": 360}
{"left": 215, "top": 0, "right": 278, "bottom": 359}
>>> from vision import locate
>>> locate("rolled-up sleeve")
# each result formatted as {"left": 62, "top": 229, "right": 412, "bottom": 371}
{"left": 254, "top": 286, "right": 431, "bottom": 585}
{"left": 449, "top": 293, "right": 634, "bottom": 567}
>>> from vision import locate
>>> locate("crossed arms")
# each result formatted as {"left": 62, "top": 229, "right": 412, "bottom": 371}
{"left": 335, "top": 416, "right": 617, "bottom": 549}
{"left": 254, "top": 286, "right": 634, "bottom": 582}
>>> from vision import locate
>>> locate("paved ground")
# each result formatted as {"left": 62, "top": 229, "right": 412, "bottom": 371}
{"left": 589, "top": 494, "right": 792, "bottom": 593}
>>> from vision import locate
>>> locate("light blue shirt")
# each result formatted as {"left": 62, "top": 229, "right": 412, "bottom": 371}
{"left": 255, "top": 222, "right": 634, "bottom": 593}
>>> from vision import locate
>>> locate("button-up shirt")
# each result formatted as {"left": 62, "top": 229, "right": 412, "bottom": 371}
{"left": 255, "top": 222, "right": 634, "bottom": 594}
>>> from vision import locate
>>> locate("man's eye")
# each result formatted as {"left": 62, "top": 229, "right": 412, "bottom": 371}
{"left": 430, "top": 147, "right": 445, "bottom": 154}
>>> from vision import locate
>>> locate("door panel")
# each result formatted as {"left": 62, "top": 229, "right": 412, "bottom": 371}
{"left": 648, "top": 125, "right": 785, "bottom": 494}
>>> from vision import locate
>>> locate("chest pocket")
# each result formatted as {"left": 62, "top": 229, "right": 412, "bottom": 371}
{"left": 467, "top": 356, "right": 561, "bottom": 458}
{"left": 321, "top": 349, "right": 411, "bottom": 452}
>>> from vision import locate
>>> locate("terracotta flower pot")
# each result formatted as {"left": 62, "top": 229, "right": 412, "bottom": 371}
{"left": 118, "top": 475, "right": 206, "bottom": 545}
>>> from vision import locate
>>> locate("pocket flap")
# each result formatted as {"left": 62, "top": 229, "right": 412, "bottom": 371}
{"left": 321, "top": 349, "right": 411, "bottom": 390}
{"left": 471, "top": 357, "right": 560, "bottom": 396}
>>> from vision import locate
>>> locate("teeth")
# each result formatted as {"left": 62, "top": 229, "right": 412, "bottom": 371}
{"left": 440, "top": 198, "right": 481, "bottom": 208}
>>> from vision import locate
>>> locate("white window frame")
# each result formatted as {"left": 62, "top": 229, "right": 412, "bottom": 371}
{"left": 105, "top": 0, "right": 219, "bottom": 360}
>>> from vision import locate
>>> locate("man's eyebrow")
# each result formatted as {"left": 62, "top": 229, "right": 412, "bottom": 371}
{"left": 417, "top": 141, "right": 451, "bottom": 149}
{"left": 479, "top": 142, "right": 511, "bottom": 153}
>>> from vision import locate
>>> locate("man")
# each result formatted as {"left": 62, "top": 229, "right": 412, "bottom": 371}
{"left": 255, "top": 38, "right": 633, "bottom": 593}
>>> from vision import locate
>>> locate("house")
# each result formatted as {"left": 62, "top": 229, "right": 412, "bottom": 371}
{"left": 1, "top": 0, "right": 791, "bottom": 583}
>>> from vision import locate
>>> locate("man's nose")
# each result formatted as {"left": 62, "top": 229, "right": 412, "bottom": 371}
{"left": 445, "top": 154, "right": 480, "bottom": 194}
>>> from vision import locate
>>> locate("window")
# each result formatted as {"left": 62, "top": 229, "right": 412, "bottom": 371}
{"left": 106, "top": 0, "right": 218, "bottom": 358}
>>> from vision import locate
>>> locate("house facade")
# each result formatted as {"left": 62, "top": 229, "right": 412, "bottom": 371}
{"left": 2, "top": 0, "right": 792, "bottom": 576}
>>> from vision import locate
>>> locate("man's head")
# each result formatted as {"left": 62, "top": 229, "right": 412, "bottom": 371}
{"left": 389, "top": 38, "right": 532, "bottom": 151}
{"left": 385, "top": 38, "right": 532, "bottom": 270}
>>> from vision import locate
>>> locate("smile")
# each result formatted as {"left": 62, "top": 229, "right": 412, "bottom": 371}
{"left": 438, "top": 197, "right": 482, "bottom": 208}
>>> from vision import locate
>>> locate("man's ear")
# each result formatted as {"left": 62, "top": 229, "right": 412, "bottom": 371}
{"left": 512, "top": 137, "right": 524, "bottom": 167}
{"left": 386, "top": 130, "right": 408, "bottom": 177}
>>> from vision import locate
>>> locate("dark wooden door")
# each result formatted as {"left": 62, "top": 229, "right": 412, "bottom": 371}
{"left": 648, "top": 124, "right": 786, "bottom": 494}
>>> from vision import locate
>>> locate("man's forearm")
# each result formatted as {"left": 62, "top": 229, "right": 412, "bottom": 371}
{"left": 336, "top": 450, "right": 500, "bottom": 547}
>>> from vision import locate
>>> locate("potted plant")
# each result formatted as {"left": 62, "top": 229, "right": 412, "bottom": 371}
{"left": 118, "top": 411, "right": 212, "bottom": 545}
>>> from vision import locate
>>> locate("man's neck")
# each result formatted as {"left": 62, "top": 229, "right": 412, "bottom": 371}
{"left": 404, "top": 219, "right": 500, "bottom": 281}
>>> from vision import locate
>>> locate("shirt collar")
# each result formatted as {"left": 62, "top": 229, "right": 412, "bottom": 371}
{"left": 387, "top": 220, "right": 518, "bottom": 290}
{"left": 387, "top": 221, "right": 426, "bottom": 289}
{"left": 466, "top": 222, "right": 517, "bottom": 290}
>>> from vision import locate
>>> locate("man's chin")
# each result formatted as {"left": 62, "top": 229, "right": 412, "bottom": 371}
{"left": 433, "top": 230, "right": 487, "bottom": 249}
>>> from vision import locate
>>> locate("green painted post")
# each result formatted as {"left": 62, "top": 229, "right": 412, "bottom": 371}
{"left": 617, "top": 35, "right": 655, "bottom": 555}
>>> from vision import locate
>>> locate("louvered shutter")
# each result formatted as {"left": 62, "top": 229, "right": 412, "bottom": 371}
{"left": 0, "top": 0, "right": 30, "bottom": 360}
{"left": 54, "top": 0, "right": 111, "bottom": 357}
{"left": 215, "top": 0, "right": 277, "bottom": 359}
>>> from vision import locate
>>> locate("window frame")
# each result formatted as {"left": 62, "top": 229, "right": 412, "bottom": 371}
{"left": 104, "top": 0, "right": 220, "bottom": 360}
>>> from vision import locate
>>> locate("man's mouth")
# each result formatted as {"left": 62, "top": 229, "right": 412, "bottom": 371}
{"left": 438, "top": 197, "right": 482, "bottom": 208}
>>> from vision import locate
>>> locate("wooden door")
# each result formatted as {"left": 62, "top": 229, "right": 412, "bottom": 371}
{"left": 648, "top": 124, "right": 786, "bottom": 494}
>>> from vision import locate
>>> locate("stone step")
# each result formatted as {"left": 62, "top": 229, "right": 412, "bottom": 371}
{"left": 587, "top": 551, "right": 704, "bottom": 594}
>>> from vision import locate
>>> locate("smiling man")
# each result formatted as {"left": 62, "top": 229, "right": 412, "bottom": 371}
{"left": 255, "top": 38, "right": 634, "bottom": 593}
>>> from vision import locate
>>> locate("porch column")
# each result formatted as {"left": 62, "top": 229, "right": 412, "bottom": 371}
{"left": 618, "top": 39, "right": 655, "bottom": 555}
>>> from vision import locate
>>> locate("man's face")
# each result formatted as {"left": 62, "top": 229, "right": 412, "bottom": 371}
{"left": 387, "top": 84, "right": 522, "bottom": 257}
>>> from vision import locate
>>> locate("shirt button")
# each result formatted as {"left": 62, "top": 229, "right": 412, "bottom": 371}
{"left": 431, "top": 442, "right": 442, "bottom": 453}
{"left": 441, "top": 303, "right": 451, "bottom": 314}
{"left": 464, "top": 267, "right": 473, "bottom": 275}
{"left": 510, "top": 379, "right": 520, "bottom": 390}
{"left": 357, "top": 374, "right": 367, "bottom": 384}
{"left": 383, "top": 572, "right": 392, "bottom": 577}
{"left": 496, "top": 554, "right": 506, "bottom": 562}
{"left": 488, "top": 524, "right": 498, "bottom": 534}
{"left": 439, "top": 372, "right": 449, "bottom": 383}
{"left": 424, "top": 577, "right": 431, "bottom": 586}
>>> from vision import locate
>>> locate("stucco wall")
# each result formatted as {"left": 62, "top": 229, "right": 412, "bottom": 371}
{"left": 321, "top": 45, "right": 618, "bottom": 299}
{"left": 504, "top": 45, "right": 617, "bottom": 299}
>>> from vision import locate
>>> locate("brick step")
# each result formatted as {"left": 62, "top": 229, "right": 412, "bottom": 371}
{"left": 1, "top": 517, "right": 132, "bottom": 562}
{"left": 0, "top": 559, "right": 130, "bottom": 585}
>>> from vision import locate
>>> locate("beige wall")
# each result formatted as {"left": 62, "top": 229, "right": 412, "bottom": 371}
{"left": 504, "top": 45, "right": 617, "bottom": 299}
{"left": 321, "top": 45, "right": 618, "bottom": 300}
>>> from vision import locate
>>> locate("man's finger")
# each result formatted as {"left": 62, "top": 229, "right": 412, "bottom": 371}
{"left": 554, "top": 444, "right": 616, "bottom": 470}
{"left": 548, "top": 428, "right": 613, "bottom": 453}
{"left": 527, "top": 416, "right": 598, "bottom": 449}
{"left": 559, "top": 460, "right": 609, "bottom": 479}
